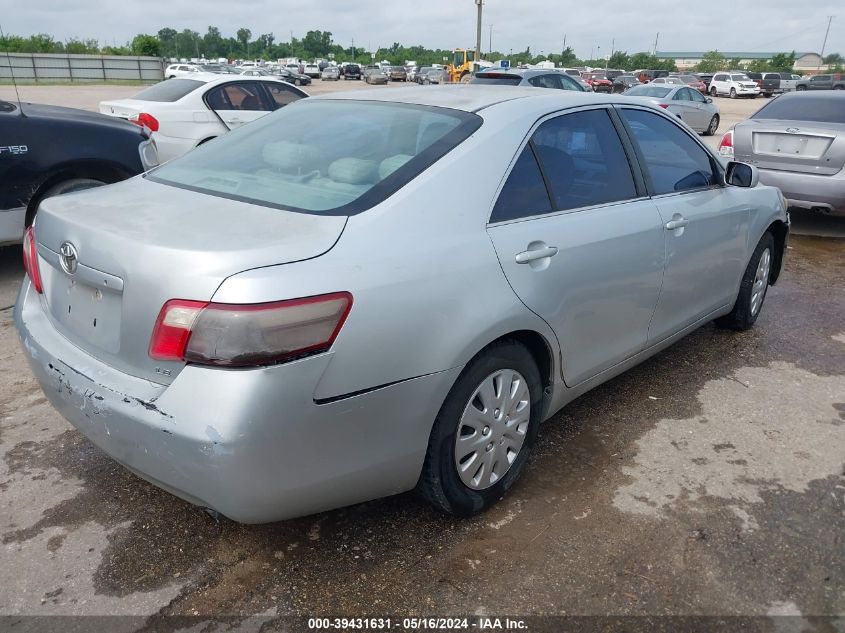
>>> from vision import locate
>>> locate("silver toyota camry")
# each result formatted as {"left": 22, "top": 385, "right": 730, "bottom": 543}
{"left": 624, "top": 83, "right": 721, "bottom": 135}
{"left": 16, "top": 87, "right": 789, "bottom": 523}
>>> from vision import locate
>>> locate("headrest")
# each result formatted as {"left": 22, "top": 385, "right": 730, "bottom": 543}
{"left": 378, "top": 154, "right": 413, "bottom": 179}
{"left": 262, "top": 142, "right": 325, "bottom": 173}
{"left": 328, "top": 158, "right": 379, "bottom": 185}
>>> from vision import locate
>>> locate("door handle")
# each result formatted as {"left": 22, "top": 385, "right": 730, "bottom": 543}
{"left": 664, "top": 217, "right": 689, "bottom": 230}
{"left": 515, "top": 245, "right": 559, "bottom": 264}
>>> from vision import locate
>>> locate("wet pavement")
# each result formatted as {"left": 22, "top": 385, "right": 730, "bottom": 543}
{"left": 0, "top": 233, "right": 843, "bottom": 629}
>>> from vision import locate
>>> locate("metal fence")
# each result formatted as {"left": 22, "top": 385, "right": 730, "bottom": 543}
{"left": 0, "top": 52, "right": 164, "bottom": 83}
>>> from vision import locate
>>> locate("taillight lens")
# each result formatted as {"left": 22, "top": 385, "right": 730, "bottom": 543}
{"left": 129, "top": 112, "right": 160, "bottom": 132}
{"left": 22, "top": 226, "right": 43, "bottom": 294}
{"left": 658, "top": 103, "right": 669, "bottom": 109}
{"left": 718, "top": 130, "right": 734, "bottom": 158}
{"left": 149, "top": 292, "right": 353, "bottom": 367}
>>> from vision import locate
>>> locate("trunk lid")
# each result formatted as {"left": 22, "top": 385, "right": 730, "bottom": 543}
{"left": 99, "top": 99, "right": 145, "bottom": 120}
{"left": 734, "top": 119, "right": 845, "bottom": 175}
{"left": 33, "top": 176, "right": 347, "bottom": 385}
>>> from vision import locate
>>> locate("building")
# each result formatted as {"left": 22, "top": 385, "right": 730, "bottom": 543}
{"left": 655, "top": 51, "right": 824, "bottom": 71}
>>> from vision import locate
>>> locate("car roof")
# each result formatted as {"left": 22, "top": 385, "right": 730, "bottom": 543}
{"left": 313, "top": 85, "right": 642, "bottom": 114}
{"left": 180, "top": 73, "right": 284, "bottom": 86}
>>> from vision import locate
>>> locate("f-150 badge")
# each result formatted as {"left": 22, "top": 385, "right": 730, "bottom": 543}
{"left": 0, "top": 145, "right": 28, "bottom": 155}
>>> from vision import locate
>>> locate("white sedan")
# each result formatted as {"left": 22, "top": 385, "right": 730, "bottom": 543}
{"left": 99, "top": 74, "right": 308, "bottom": 162}
{"left": 164, "top": 64, "right": 202, "bottom": 79}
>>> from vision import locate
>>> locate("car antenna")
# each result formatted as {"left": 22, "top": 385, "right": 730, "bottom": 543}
{"left": 0, "top": 24, "right": 25, "bottom": 117}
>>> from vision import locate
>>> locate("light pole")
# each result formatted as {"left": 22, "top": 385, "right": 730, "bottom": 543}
{"left": 489, "top": 24, "right": 493, "bottom": 56}
{"left": 475, "top": 0, "right": 483, "bottom": 64}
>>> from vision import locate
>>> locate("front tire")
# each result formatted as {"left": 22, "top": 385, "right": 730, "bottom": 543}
{"left": 716, "top": 232, "right": 774, "bottom": 331}
{"left": 710, "top": 87, "right": 717, "bottom": 97}
{"left": 796, "top": 85, "right": 806, "bottom": 91}
{"left": 417, "top": 340, "right": 543, "bottom": 516}
{"left": 730, "top": 88, "right": 737, "bottom": 99}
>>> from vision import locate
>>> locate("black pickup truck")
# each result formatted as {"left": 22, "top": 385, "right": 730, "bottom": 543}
{"left": 760, "top": 72, "right": 801, "bottom": 97}
{"left": 0, "top": 99, "right": 157, "bottom": 245}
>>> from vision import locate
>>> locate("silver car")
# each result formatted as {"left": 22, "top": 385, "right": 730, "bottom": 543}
{"left": 16, "top": 87, "right": 788, "bottom": 523}
{"left": 721, "top": 91, "right": 845, "bottom": 215}
{"left": 363, "top": 65, "right": 388, "bottom": 85}
{"left": 624, "top": 84, "right": 721, "bottom": 135}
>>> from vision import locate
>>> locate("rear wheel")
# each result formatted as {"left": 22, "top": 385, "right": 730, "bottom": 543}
{"left": 417, "top": 340, "right": 542, "bottom": 516}
{"left": 834, "top": 85, "right": 844, "bottom": 90}
{"left": 710, "top": 87, "right": 717, "bottom": 97}
{"left": 796, "top": 85, "right": 806, "bottom": 91}
{"left": 716, "top": 232, "right": 774, "bottom": 331}
{"left": 705, "top": 114, "right": 719, "bottom": 136}
{"left": 730, "top": 88, "right": 737, "bottom": 99}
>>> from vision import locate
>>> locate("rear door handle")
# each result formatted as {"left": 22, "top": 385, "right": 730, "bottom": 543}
{"left": 515, "top": 246, "right": 559, "bottom": 264}
{"left": 664, "top": 217, "right": 689, "bottom": 230}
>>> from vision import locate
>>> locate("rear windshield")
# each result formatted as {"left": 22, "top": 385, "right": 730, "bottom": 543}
{"left": 470, "top": 73, "right": 522, "bottom": 86}
{"left": 148, "top": 100, "right": 482, "bottom": 215}
{"left": 625, "top": 85, "right": 671, "bottom": 98}
{"left": 134, "top": 79, "right": 205, "bottom": 102}
{"left": 752, "top": 95, "right": 845, "bottom": 124}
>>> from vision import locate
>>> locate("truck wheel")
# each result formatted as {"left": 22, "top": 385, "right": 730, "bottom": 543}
{"left": 834, "top": 85, "right": 844, "bottom": 90}
{"left": 796, "top": 85, "right": 806, "bottom": 91}
{"left": 28, "top": 178, "right": 105, "bottom": 227}
{"left": 460, "top": 73, "right": 471, "bottom": 84}
{"left": 764, "top": 92, "right": 772, "bottom": 98}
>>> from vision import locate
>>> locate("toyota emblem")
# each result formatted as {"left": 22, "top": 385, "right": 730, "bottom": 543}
{"left": 59, "top": 241, "right": 79, "bottom": 275}
{"left": 785, "top": 127, "right": 800, "bottom": 134}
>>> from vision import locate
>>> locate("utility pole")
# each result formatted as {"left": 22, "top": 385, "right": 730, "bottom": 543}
{"left": 489, "top": 24, "right": 493, "bottom": 55}
{"left": 819, "top": 16, "right": 833, "bottom": 70}
{"left": 652, "top": 32, "right": 659, "bottom": 56}
{"left": 352, "top": 37, "right": 355, "bottom": 62}
{"left": 475, "top": 0, "right": 483, "bottom": 63}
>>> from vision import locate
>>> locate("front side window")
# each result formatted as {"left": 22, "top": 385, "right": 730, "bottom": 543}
{"left": 559, "top": 75, "right": 583, "bottom": 91}
{"left": 531, "top": 109, "right": 637, "bottom": 211}
{"left": 528, "top": 74, "right": 562, "bottom": 89}
{"left": 621, "top": 108, "right": 718, "bottom": 195}
{"left": 149, "top": 100, "right": 481, "bottom": 215}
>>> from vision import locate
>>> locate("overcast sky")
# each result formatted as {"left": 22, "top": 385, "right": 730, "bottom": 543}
{"left": 4, "top": 0, "right": 843, "bottom": 58}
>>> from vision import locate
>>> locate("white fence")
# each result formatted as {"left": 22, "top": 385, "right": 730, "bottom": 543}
{"left": 0, "top": 52, "right": 164, "bottom": 83}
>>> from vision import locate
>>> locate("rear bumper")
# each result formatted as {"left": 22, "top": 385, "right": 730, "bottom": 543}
{"left": 758, "top": 167, "right": 845, "bottom": 216}
{"left": 15, "top": 280, "right": 461, "bottom": 523}
{"left": 150, "top": 133, "right": 199, "bottom": 163}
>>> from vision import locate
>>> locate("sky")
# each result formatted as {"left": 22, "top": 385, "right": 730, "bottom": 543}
{"left": 2, "top": 0, "right": 842, "bottom": 59}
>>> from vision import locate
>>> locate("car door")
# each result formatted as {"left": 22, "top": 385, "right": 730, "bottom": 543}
{"left": 203, "top": 81, "right": 275, "bottom": 130}
{"left": 487, "top": 107, "right": 665, "bottom": 386}
{"left": 617, "top": 106, "right": 750, "bottom": 342}
{"left": 669, "top": 88, "right": 699, "bottom": 128}
{"left": 711, "top": 73, "right": 726, "bottom": 95}
{"left": 811, "top": 75, "right": 831, "bottom": 90}
{"left": 686, "top": 88, "right": 712, "bottom": 130}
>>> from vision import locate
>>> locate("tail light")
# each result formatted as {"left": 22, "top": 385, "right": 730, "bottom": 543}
{"left": 658, "top": 103, "right": 669, "bottom": 109}
{"left": 22, "top": 226, "right": 43, "bottom": 294}
{"left": 129, "top": 112, "right": 160, "bottom": 132}
{"left": 149, "top": 292, "right": 353, "bottom": 367}
{"left": 718, "top": 130, "right": 734, "bottom": 158}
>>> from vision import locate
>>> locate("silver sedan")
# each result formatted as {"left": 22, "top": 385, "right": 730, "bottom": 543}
{"left": 16, "top": 87, "right": 787, "bottom": 523}
{"left": 624, "top": 83, "right": 721, "bottom": 135}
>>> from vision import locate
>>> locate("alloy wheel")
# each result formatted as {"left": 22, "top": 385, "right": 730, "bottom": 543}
{"left": 750, "top": 248, "right": 771, "bottom": 316}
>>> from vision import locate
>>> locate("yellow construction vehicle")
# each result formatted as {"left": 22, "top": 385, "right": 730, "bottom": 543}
{"left": 447, "top": 48, "right": 477, "bottom": 83}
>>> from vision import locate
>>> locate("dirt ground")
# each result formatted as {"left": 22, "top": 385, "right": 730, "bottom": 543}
{"left": 0, "top": 80, "right": 843, "bottom": 631}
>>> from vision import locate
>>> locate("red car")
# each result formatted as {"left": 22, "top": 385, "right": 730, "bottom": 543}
{"left": 581, "top": 72, "right": 613, "bottom": 93}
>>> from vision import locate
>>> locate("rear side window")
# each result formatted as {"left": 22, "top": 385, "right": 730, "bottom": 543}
{"left": 134, "top": 79, "right": 205, "bottom": 102}
{"left": 752, "top": 95, "right": 845, "bottom": 124}
{"left": 528, "top": 74, "right": 563, "bottom": 89}
{"left": 532, "top": 109, "right": 637, "bottom": 211}
{"left": 263, "top": 82, "right": 302, "bottom": 108}
{"left": 491, "top": 147, "right": 552, "bottom": 222}
{"left": 205, "top": 82, "right": 273, "bottom": 111}
{"left": 621, "top": 108, "right": 718, "bottom": 195}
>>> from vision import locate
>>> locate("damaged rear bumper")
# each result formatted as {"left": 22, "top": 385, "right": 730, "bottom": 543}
{"left": 14, "top": 280, "right": 460, "bottom": 523}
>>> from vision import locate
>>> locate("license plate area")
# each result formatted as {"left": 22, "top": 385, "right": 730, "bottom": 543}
{"left": 752, "top": 132, "right": 833, "bottom": 160}
{"left": 40, "top": 254, "right": 123, "bottom": 354}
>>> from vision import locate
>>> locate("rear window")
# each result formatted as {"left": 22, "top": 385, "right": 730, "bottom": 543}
{"left": 134, "top": 79, "right": 205, "bottom": 102}
{"left": 471, "top": 73, "right": 522, "bottom": 86}
{"left": 148, "top": 100, "right": 482, "bottom": 215}
{"left": 625, "top": 85, "right": 672, "bottom": 98}
{"left": 752, "top": 95, "right": 845, "bottom": 124}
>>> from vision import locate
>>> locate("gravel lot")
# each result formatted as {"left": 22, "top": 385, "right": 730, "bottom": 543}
{"left": 0, "top": 80, "right": 843, "bottom": 630}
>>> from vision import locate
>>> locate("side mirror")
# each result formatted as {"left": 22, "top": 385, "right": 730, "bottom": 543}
{"left": 706, "top": 97, "right": 713, "bottom": 103}
{"left": 725, "top": 161, "right": 759, "bottom": 188}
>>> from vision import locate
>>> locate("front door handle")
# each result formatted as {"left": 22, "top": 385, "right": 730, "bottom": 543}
{"left": 515, "top": 245, "right": 559, "bottom": 264}
{"left": 664, "top": 217, "right": 689, "bottom": 230}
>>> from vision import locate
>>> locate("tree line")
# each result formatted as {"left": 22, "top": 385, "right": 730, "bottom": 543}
{"left": 1, "top": 30, "right": 841, "bottom": 72}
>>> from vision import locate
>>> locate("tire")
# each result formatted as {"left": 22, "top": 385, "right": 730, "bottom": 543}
{"left": 417, "top": 340, "right": 543, "bottom": 516}
{"left": 730, "top": 88, "right": 737, "bottom": 99}
{"left": 764, "top": 92, "right": 772, "bottom": 98}
{"left": 796, "top": 85, "right": 806, "bottom": 91}
{"left": 705, "top": 114, "right": 719, "bottom": 136}
{"left": 834, "top": 85, "right": 844, "bottom": 90}
{"left": 710, "top": 87, "right": 717, "bottom": 97}
{"left": 29, "top": 178, "right": 105, "bottom": 227}
{"left": 716, "top": 232, "right": 775, "bottom": 331}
